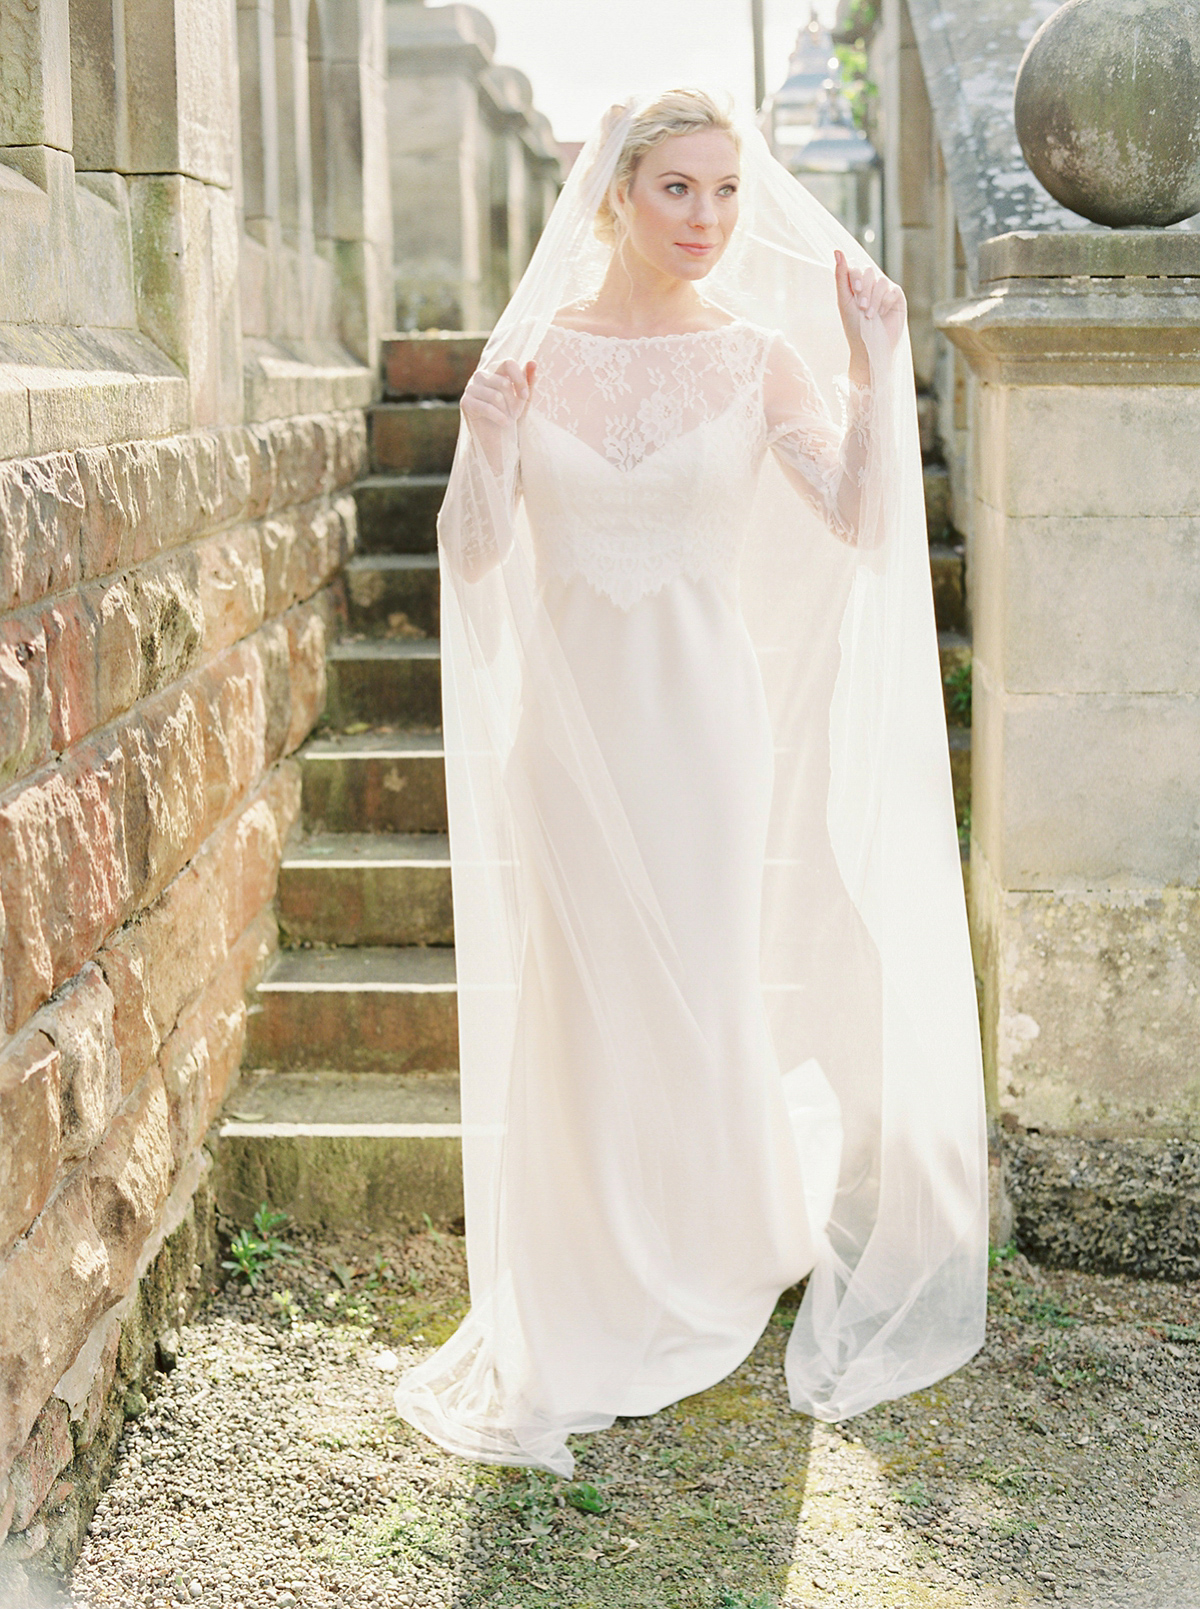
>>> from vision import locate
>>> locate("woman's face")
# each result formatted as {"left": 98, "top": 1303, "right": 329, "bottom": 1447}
{"left": 620, "top": 129, "right": 740, "bottom": 281}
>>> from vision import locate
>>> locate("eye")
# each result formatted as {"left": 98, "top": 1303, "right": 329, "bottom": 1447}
{"left": 665, "top": 182, "right": 688, "bottom": 195}
{"left": 719, "top": 184, "right": 739, "bottom": 197}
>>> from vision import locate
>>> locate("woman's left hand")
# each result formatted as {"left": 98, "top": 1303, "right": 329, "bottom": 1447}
{"left": 835, "top": 250, "right": 906, "bottom": 377}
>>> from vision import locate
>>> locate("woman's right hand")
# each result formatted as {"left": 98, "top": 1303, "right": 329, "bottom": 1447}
{"left": 461, "top": 359, "right": 536, "bottom": 441}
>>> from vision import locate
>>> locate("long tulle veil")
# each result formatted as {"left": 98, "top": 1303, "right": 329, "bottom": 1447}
{"left": 394, "top": 95, "right": 989, "bottom": 1473}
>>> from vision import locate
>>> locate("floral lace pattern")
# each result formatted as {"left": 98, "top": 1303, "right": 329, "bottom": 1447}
{"left": 456, "top": 322, "right": 881, "bottom": 608}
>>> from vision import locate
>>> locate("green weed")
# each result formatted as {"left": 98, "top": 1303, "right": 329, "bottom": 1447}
{"left": 944, "top": 661, "right": 972, "bottom": 723}
{"left": 221, "top": 1203, "right": 292, "bottom": 1288}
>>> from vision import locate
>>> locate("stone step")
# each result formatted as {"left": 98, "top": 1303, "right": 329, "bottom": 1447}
{"left": 370, "top": 401, "right": 460, "bottom": 475}
{"left": 939, "top": 630, "right": 972, "bottom": 728}
{"left": 300, "top": 731, "right": 446, "bottom": 834}
{"left": 930, "top": 542, "right": 965, "bottom": 635}
{"left": 245, "top": 944, "right": 457, "bottom": 1074}
{"left": 948, "top": 725, "right": 971, "bottom": 826}
{"left": 382, "top": 332, "right": 488, "bottom": 400}
{"left": 324, "top": 637, "right": 442, "bottom": 729}
{"left": 344, "top": 553, "right": 440, "bottom": 636}
{"left": 352, "top": 473, "right": 445, "bottom": 555}
{"left": 278, "top": 832, "right": 453, "bottom": 946}
{"left": 924, "top": 462, "right": 953, "bottom": 543}
{"left": 214, "top": 1071, "right": 463, "bottom": 1229}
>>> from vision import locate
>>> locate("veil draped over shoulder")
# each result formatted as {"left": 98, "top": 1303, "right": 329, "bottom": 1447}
{"left": 394, "top": 97, "right": 989, "bottom": 1474}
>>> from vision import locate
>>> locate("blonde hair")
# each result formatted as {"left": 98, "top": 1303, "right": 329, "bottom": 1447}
{"left": 593, "top": 89, "right": 740, "bottom": 248}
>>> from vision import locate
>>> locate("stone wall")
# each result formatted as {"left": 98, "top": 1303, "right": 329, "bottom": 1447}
{"left": 387, "top": 1, "right": 561, "bottom": 330}
{"left": 0, "top": 0, "right": 389, "bottom": 1579}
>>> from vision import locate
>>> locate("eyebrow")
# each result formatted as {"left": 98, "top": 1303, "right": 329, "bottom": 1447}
{"left": 658, "top": 170, "right": 740, "bottom": 183}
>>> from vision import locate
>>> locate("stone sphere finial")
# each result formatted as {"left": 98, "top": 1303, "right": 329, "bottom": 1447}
{"left": 1014, "top": 0, "right": 1200, "bottom": 228}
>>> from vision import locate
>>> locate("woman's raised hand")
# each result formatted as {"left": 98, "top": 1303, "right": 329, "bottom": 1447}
{"left": 461, "top": 359, "right": 536, "bottom": 440}
{"left": 834, "top": 250, "right": 906, "bottom": 377}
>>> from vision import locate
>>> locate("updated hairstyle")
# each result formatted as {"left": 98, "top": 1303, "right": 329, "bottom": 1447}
{"left": 593, "top": 89, "right": 740, "bottom": 248}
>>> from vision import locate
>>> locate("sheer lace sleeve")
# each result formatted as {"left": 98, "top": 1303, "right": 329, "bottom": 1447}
{"left": 762, "top": 334, "right": 882, "bottom": 549}
{"left": 438, "top": 425, "right": 523, "bottom": 583}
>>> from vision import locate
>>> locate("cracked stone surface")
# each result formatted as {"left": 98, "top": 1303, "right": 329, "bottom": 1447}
{"left": 64, "top": 1227, "right": 1200, "bottom": 1609}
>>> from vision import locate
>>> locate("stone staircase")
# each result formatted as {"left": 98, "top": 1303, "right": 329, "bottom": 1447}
{"left": 215, "top": 339, "right": 971, "bottom": 1230}
{"left": 215, "top": 334, "right": 483, "bottom": 1230}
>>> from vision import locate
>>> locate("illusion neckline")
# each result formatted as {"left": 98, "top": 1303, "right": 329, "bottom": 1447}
{"left": 546, "top": 317, "right": 749, "bottom": 347}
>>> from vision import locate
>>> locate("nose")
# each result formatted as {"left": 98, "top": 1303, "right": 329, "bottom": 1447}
{"left": 689, "top": 195, "right": 718, "bottom": 230}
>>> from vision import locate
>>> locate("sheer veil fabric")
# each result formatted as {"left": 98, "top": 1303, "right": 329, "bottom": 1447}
{"left": 393, "top": 98, "right": 989, "bottom": 1476}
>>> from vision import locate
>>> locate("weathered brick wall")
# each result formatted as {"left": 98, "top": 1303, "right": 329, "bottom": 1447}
{"left": 0, "top": 409, "right": 365, "bottom": 1563}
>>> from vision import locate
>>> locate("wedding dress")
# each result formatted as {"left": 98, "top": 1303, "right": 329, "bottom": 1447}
{"left": 393, "top": 107, "right": 989, "bottom": 1476}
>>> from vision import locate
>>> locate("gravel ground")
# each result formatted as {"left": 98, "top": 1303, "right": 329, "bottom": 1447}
{"left": 66, "top": 1223, "right": 1200, "bottom": 1609}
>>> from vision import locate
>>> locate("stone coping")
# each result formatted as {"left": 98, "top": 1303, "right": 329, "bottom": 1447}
{"left": 0, "top": 327, "right": 372, "bottom": 460}
{"left": 980, "top": 229, "right": 1200, "bottom": 283}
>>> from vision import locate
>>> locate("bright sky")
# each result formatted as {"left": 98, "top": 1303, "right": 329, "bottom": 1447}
{"left": 475, "top": 0, "right": 841, "bottom": 145}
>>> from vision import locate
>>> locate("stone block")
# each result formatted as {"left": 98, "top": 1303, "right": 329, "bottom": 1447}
{"left": 158, "top": 909, "right": 271, "bottom": 1162}
{"left": 68, "top": 1323, "right": 120, "bottom": 1454}
{"left": 0, "top": 612, "right": 51, "bottom": 789}
{"left": 191, "top": 644, "right": 267, "bottom": 833}
{"left": 0, "top": 451, "right": 84, "bottom": 613}
{"left": 0, "top": 1172, "right": 111, "bottom": 1476}
{"left": 85, "top": 1070, "right": 172, "bottom": 1297}
{"left": 40, "top": 590, "right": 96, "bottom": 754}
{"left": 196, "top": 525, "right": 266, "bottom": 655}
{"left": 75, "top": 442, "right": 148, "bottom": 580}
{"left": 973, "top": 504, "right": 1200, "bottom": 696}
{"left": 0, "top": 737, "right": 131, "bottom": 1037}
{"left": 110, "top": 858, "right": 227, "bottom": 1045}
{"left": 976, "top": 382, "right": 1200, "bottom": 520}
{"left": 970, "top": 850, "right": 1200, "bottom": 1139}
{"left": 119, "top": 688, "right": 208, "bottom": 906}
{"left": 82, "top": 577, "right": 142, "bottom": 733}
{"left": 262, "top": 758, "right": 302, "bottom": 850}
{"left": 6, "top": 1401, "right": 72, "bottom": 1534}
{"left": 971, "top": 680, "right": 1200, "bottom": 889}
{"left": 0, "top": 0, "right": 72, "bottom": 151}
{"left": 253, "top": 619, "right": 293, "bottom": 766}
{"left": 1004, "top": 1131, "right": 1200, "bottom": 1281}
{"left": 129, "top": 176, "right": 243, "bottom": 429}
{"left": 0, "top": 1027, "right": 60, "bottom": 1253}
{"left": 257, "top": 513, "right": 301, "bottom": 618}
{"left": 197, "top": 791, "right": 282, "bottom": 950}
{"left": 125, "top": 0, "right": 236, "bottom": 187}
{"left": 94, "top": 943, "right": 161, "bottom": 1097}
{"left": 127, "top": 550, "right": 205, "bottom": 699}
{"left": 46, "top": 965, "right": 122, "bottom": 1170}
{"left": 238, "top": 423, "right": 278, "bottom": 521}
{"left": 282, "top": 602, "right": 328, "bottom": 754}
{"left": 218, "top": 428, "right": 253, "bottom": 526}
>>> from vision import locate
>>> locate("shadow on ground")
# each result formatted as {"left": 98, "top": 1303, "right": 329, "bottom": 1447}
{"left": 66, "top": 1225, "right": 1200, "bottom": 1609}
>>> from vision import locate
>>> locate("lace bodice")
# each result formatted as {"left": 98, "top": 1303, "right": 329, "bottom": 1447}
{"left": 447, "top": 319, "right": 879, "bottom": 608}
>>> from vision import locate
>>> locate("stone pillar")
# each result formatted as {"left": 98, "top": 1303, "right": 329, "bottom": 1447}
{"left": 386, "top": 1, "right": 560, "bottom": 331}
{"left": 939, "top": 230, "right": 1200, "bottom": 1263}
{"left": 879, "top": 0, "right": 936, "bottom": 389}
{"left": 386, "top": 1, "right": 494, "bottom": 330}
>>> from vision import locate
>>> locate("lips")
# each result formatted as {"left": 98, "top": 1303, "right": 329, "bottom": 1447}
{"left": 676, "top": 242, "right": 714, "bottom": 255}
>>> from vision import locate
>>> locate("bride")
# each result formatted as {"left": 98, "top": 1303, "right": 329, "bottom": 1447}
{"left": 393, "top": 89, "right": 988, "bottom": 1476}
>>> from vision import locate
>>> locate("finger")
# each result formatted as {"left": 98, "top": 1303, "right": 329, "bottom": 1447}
{"left": 474, "top": 371, "right": 520, "bottom": 409}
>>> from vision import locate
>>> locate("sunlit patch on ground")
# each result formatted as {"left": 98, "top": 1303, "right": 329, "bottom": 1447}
{"left": 70, "top": 1226, "right": 1200, "bottom": 1609}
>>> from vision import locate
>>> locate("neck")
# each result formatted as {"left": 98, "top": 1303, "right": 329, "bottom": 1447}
{"left": 587, "top": 241, "right": 708, "bottom": 334}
